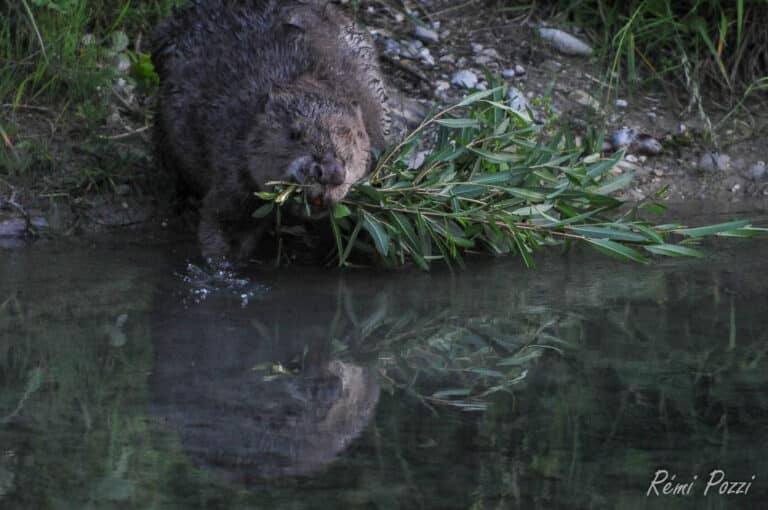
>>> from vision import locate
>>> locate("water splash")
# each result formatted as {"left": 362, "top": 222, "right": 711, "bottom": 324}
{"left": 176, "top": 262, "right": 268, "bottom": 306}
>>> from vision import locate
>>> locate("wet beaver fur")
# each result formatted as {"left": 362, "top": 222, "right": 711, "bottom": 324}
{"left": 152, "top": 0, "right": 392, "bottom": 260}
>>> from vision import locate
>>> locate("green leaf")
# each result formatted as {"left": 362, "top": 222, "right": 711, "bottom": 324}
{"left": 362, "top": 212, "right": 390, "bottom": 257}
{"left": 254, "top": 191, "right": 278, "bottom": 200}
{"left": 457, "top": 86, "right": 504, "bottom": 107}
{"left": 512, "top": 204, "right": 554, "bottom": 217}
{"left": 633, "top": 224, "right": 664, "bottom": 244}
{"left": 504, "top": 187, "right": 546, "bottom": 201}
{"left": 586, "top": 238, "right": 650, "bottom": 264}
{"left": 111, "top": 31, "right": 129, "bottom": 52}
{"left": 644, "top": 244, "right": 704, "bottom": 258}
{"left": 568, "top": 225, "right": 647, "bottom": 242}
{"left": 593, "top": 172, "right": 634, "bottom": 195}
{"left": 333, "top": 204, "right": 352, "bottom": 218}
{"left": 640, "top": 202, "right": 667, "bottom": 215}
{"left": 329, "top": 214, "right": 345, "bottom": 267}
{"left": 717, "top": 226, "right": 768, "bottom": 238}
{"left": 676, "top": 220, "right": 751, "bottom": 237}
{"left": 435, "top": 118, "right": 481, "bottom": 129}
{"left": 586, "top": 154, "right": 622, "bottom": 179}
{"left": 470, "top": 148, "right": 521, "bottom": 164}
{"left": 251, "top": 202, "right": 274, "bottom": 219}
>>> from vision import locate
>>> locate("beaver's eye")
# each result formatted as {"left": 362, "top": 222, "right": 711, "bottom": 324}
{"left": 288, "top": 128, "right": 302, "bottom": 141}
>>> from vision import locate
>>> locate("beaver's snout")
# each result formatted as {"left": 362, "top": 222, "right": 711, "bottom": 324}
{"left": 289, "top": 152, "right": 346, "bottom": 187}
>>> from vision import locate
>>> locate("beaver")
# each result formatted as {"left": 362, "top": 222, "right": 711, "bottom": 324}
{"left": 151, "top": 0, "right": 392, "bottom": 260}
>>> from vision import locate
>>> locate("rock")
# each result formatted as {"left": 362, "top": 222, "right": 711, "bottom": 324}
{"left": 480, "top": 47, "right": 501, "bottom": 60}
{"left": 418, "top": 47, "right": 435, "bottom": 66}
{"left": 698, "top": 152, "right": 731, "bottom": 172}
{"left": 451, "top": 70, "right": 479, "bottom": 89}
{"left": 383, "top": 38, "right": 401, "bottom": 57}
{"left": 514, "top": 64, "right": 526, "bottom": 75}
{"left": 615, "top": 99, "right": 628, "bottom": 108}
{"left": 747, "top": 161, "right": 767, "bottom": 181}
{"left": 608, "top": 128, "right": 662, "bottom": 156}
{"left": 502, "top": 68, "right": 516, "bottom": 79}
{"left": 413, "top": 25, "right": 440, "bottom": 42}
{"left": 508, "top": 86, "right": 533, "bottom": 121}
{"left": 435, "top": 80, "right": 450, "bottom": 92}
{"left": 569, "top": 89, "right": 600, "bottom": 111}
{"left": 508, "top": 86, "right": 528, "bottom": 110}
{"left": 634, "top": 135, "right": 662, "bottom": 156}
{"left": 538, "top": 27, "right": 593, "bottom": 57}
{"left": 723, "top": 175, "right": 744, "bottom": 192}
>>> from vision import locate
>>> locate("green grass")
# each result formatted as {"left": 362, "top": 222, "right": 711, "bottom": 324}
{"left": 546, "top": 0, "right": 768, "bottom": 98}
{"left": 1, "top": 0, "right": 177, "bottom": 106}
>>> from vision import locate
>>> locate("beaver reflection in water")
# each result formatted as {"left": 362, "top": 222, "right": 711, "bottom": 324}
{"left": 152, "top": 0, "right": 392, "bottom": 260}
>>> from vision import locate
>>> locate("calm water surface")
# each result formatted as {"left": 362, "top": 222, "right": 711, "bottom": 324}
{"left": 1, "top": 213, "right": 767, "bottom": 509}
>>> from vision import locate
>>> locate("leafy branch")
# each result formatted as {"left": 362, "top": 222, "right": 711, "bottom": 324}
{"left": 261, "top": 82, "right": 767, "bottom": 269}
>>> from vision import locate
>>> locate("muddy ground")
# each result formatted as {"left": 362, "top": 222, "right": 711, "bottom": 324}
{"left": 1, "top": 0, "right": 766, "bottom": 242}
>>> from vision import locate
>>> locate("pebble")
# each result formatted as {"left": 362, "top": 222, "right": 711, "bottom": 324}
{"left": 569, "top": 89, "right": 600, "bottom": 111}
{"left": 634, "top": 135, "right": 663, "bottom": 156}
{"left": 451, "top": 70, "right": 479, "bottom": 89}
{"left": 508, "top": 86, "right": 530, "bottom": 112}
{"left": 419, "top": 47, "right": 436, "bottom": 67}
{"left": 609, "top": 128, "right": 662, "bottom": 156}
{"left": 414, "top": 26, "right": 439, "bottom": 43}
{"left": 615, "top": 99, "right": 628, "bottom": 108}
{"left": 538, "top": 27, "right": 593, "bottom": 56}
{"left": 502, "top": 69, "right": 516, "bottom": 79}
{"left": 508, "top": 86, "right": 533, "bottom": 121}
{"left": 748, "top": 161, "right": 767, "bottom": 181}
{"left": 698, "top": 152, "right": 731, "bottom": 172}
{"left": 514, "top": 64, "right": 526, "bottom": 75}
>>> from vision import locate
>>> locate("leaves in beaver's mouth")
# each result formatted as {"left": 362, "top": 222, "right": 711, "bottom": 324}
{"left": 258, "top": 81, "right": 766, "bottom": 269}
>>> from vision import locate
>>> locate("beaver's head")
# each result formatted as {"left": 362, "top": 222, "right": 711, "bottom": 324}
{"left": 247, "top": 86, "right": 371, "bottom": 206}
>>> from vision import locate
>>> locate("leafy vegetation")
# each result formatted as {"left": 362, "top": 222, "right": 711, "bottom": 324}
{"left": 521, "top": 0, "right": 768, "bottom": 129}
{"left": 267, "top": 83, "right": 766, "bottom": 269}
{"left": 1, "top": 0, "right": 174, "bottom": 105}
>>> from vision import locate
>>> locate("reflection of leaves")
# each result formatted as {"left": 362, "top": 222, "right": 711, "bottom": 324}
{"left": 91, "top": 477, "right": 135, "bottom": 503}
{"left": 330, "top": 295, "right": 577, "bottom": 410}
{"left": 1, "top": 367, "right": 44, "bottom": 424}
